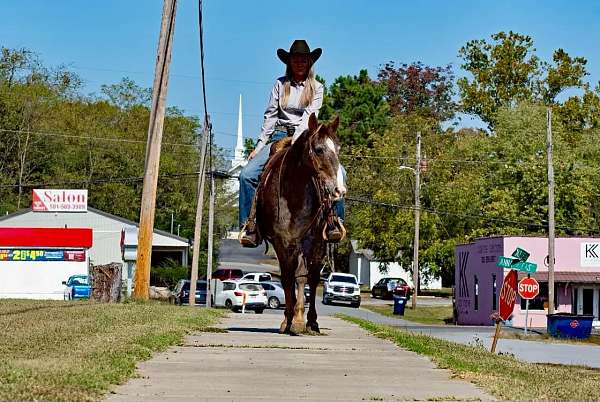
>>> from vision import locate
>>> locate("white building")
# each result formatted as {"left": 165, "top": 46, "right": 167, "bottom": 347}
{"left": 0, "top": 207, "right": 190, "bottom": 268}
{"left": 349, "top": 240, "right": 441, "bottom": 290}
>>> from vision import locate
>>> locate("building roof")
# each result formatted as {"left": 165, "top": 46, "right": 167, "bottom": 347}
{"left": 0, "top": 207, "right": 189, "bottom": 247}
{"left": 518, "top": 271, "right": 600, "bottom": 283}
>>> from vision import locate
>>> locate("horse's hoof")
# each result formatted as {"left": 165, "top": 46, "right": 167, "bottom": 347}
{"left": 279, "top": 320, "right": 290, "bottom": 334}
{"left": 290, "top": 320, "right": 307, "bottom": 335}
{"left": 306, "top": 322, "right": 320, "bottom": 334}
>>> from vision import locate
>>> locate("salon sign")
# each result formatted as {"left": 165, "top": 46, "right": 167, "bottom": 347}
{"left": 581, "top": 242, "right": 600, "bottom": 267}
{"left": 32, "top": 189, "right": 88, "bottom": 212}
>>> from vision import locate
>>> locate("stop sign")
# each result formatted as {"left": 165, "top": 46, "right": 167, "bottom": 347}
{"left": 499, "top": 269, "right": 518, "bottom": 321}
{"left": 518, "top": 277, "right": 540, "bottom": 300}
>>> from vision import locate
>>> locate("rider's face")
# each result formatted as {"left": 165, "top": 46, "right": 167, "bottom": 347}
{"left": 290, "top": 54, "right": 310, "bottom": 80}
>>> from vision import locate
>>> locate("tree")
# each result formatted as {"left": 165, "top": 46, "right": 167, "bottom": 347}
{"left": 319, "top": 69, "right": 390, "bottom": 148}
{"left": 378, "top": 61, "right": 456, "bottom": 121}
{"left": 458, "top": 31, "right": 542, "bottom": 127}
{"left": 458, "top": 31, "right": 590, "bottom": 128}
{"left": 243, "top": 137, "right": 255, "bottom": 157}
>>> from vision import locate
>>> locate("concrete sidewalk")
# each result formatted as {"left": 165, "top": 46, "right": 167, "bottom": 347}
{"left": 106, "top": 313, "right": 491, "bottom": 401}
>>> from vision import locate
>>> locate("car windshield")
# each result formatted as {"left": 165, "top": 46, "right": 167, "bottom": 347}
{"left": 331, "top": 275, "right": 356, "bottom": 284}
{"left": 239, "top": 283, "right": 262, "bottom": 292}
{"left": 71, "top": 277, "right": 89, "bottom": 286}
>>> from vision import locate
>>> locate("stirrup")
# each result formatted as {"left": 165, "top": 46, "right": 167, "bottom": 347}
{"left": 322, "top": 217, "right": 346, "bottom": 243}
{"left": 239, "top": 222, "right": 260, "bottom": 248}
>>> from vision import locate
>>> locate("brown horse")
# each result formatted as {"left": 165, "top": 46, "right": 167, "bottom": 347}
{"left": 256, "top": 113, "right": 345, "bottom": 334}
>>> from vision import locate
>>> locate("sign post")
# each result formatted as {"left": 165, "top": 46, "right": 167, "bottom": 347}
{"left": 518, "top": 276, "right": 540, "bottom": 335}
{"left": 491, "top": 269, "right": 518, "bottom": 353}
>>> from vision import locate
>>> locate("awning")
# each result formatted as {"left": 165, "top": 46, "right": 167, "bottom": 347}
{"left": 518, "top": 271, "right": 600, "bottom": 283}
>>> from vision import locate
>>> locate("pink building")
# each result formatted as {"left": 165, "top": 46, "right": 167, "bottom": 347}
{"left": 455, "top": 236, "right": 600, "bottom": 328}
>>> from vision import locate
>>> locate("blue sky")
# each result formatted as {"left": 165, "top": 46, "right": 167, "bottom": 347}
{"left": 3, "top": 0, "right": 600, "bottom": 157}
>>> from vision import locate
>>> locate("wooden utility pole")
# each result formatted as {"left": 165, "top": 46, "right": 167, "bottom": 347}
{"left": 205, "top": 150, "right": 216, "bottom": 308}
{"left": 188, "top": 121, "right": 210, "bottom": 306}
{"left": 547, "top": 107, "right": 556, "bottom": 314}
{"left": 412, "top": 131, "right": 421, "bottom": 310}
{"left": 134, "top": 0, "right": 178, "bottom": 300}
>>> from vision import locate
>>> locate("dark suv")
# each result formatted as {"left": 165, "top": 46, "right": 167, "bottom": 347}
{"left": 171, "top": 280, "right": 207, "bottom": 305}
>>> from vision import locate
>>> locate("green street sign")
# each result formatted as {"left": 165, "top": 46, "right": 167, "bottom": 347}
{"left": 496, "top": 256, "right": 537, "bottom": 273}
{"left": 513, "top": 261, "right": 537, "bottom": 273}
{"left": 511, "top": 247, "right": 530, "bottom": 262}
{"left": 497, "top": 256, "right": 518, "bottom": 268}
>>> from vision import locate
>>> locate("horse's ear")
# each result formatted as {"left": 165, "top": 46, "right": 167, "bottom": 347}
{"left": 308, "top": 113, "right": 319, "bottom": 133}
{"left": 330, "top": 115, "right": 340, "bottom": 134}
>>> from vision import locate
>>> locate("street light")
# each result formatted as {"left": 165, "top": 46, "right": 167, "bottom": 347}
{"left": 399, "top": 132, "right": 422, "bottom": 309}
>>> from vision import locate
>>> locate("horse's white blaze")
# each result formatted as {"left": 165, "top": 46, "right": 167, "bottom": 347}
{"left": 336, "top": 164, "right": 346, "bottom": 196}
{"left": 325, "top": 138, "right": 337, "bottom": 154}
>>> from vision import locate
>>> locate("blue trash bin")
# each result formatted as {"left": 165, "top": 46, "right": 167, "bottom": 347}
{"left": 547, "top": 314, "right": 594, "bottom": 339}
{"left": 393, "top": 295, "right": 407, "bottom": 315}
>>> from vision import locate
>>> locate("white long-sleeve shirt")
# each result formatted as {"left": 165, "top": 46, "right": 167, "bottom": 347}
{"left": 255, "top": 76, "right": 324, "bottom": 153}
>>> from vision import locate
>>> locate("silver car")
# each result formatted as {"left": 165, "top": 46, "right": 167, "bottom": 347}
{"left": 260, "top": 281, "right": 285, "bottom": 309}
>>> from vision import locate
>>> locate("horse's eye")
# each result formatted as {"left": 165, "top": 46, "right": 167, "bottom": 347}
{"left": 314, "top": 146, "right": 325, "bottom": 155}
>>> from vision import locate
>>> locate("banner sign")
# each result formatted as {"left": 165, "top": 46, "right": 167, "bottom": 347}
{"left": 581, "top": 242, "right": 600, "bottom": 267}
{"left": 32, "top": 189, "right": 88, "bottom": 212}
{"left": 0, "top": 249, "right": 85, "bottom": 262}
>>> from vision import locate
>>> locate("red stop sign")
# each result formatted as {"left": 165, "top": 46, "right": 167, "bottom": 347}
{"left": 518, "top": 277, "right": 540, "bottom": 300}
{"left": 499, "top": 269, "right": 518, "bottom": 321}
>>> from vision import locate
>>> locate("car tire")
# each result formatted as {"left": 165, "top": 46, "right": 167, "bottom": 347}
{"left": 352, "top": 302, "right": 361, "bottom": 308}
{"left": 322, "top": 297, "right": 329, "bottom": 305}
{"left": 255, "top": 308, "right": 264, "bottom": 314}
{"left": 268, "top": 297, "right": 280, "bottom": 309}
{"left": 225, "top": 299, "right": 234, "bottom": 310}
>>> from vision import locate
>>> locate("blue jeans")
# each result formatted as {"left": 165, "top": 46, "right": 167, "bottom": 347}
{"left": 238, "top": 131, "right": 346, "bottom": 227}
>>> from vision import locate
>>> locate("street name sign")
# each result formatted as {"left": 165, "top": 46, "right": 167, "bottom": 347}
{"left": 511, "top": 247, "right": 530, "bottom": 262}
{"left": 518, "top": 277, "right": 540, "bottom": 300}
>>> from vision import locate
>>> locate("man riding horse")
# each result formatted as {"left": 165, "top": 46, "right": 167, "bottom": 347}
{"left": 238, "top": 40, "right": 345, "bottom": 248}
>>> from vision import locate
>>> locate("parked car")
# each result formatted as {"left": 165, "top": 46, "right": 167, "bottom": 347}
{"left": 371, "top": 277, "right": 412, "bottom": 299}
{"left": 240, "top": 272, "right": 273, "bottom": 282}
{"left": 203, "top": 268, "right": 244, "bottom": 281}
{"left": 62, "top": 274, "right": 91, "bottom": 300}
{"left": 260, "top": 281, "right": 285, "bottom": 309}
{"left": 170, "top": 279, "right": 208, "bottom": 305}
{"left": 214, "top": 280, "right": 267, "bottom": 313}
{"left": 322, "top": 273, "right": 361, "bottom": 307}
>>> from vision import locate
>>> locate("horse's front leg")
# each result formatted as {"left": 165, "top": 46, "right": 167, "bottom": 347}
{"left": 306, "top": 267, "right": 320, "bottom": 333}
{"left": 279, "top": 270, "right": 294, "bottom": 334}
{"left": 290, "top": 253, "right": 308, "bottom": 335}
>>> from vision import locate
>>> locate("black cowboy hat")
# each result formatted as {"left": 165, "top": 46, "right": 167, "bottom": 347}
{"left": 277, "top": 40, "right": 322, "bottom": 64}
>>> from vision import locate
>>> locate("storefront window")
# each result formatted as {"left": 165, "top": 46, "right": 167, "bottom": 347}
{"left": 492, "top": 274, "right": 497, "bottom": 310}
{"left": 520, "top": 282, "right": 558, "bottom": 310}
{"left": 474, "top": 275, "right": 479, "bottom": 311}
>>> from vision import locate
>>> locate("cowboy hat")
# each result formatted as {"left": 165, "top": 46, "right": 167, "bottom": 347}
{"left": 277, "top": 40, "right": 322, "bottom": 64}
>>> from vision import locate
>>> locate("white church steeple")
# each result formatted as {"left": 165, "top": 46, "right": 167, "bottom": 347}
{"left": 233, "top": 94, "right": 245, "bottom": 166}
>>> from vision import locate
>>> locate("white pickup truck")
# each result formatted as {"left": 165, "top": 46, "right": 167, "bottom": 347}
{"left": 322, "top": 273, "right": 361, "bottom": 308}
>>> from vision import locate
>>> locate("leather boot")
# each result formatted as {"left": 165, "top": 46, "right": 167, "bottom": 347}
{"left": 239, "top": 220, "right": 260, "bottom": 248}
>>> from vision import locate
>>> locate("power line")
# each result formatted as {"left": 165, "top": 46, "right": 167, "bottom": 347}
{"left": 345, "top": 195, "right": 596, "bottom": 233}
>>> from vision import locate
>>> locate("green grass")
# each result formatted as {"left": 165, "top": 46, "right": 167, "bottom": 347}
{"left": 339, "top": 314, "right": 600, "bottom": 401}
{"left": 362, "top": 303, "right": 453, "bottom": 325}
{"left": 0, "top": 299, "right": 223, "bottom": 401}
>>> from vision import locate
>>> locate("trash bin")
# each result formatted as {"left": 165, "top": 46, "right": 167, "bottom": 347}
{"left": 547, "top": 314, "right": 594, "bottom": 339}
{"left": 393, "top": 295, "right": 407, "bottom": 315}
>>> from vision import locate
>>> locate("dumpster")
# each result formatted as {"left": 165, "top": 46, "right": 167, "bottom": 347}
{"left": 547, "top": 314, "right": 594, "bottom": 339}
{"left": 393, "top": 295, "right": 407, "bottom": 315}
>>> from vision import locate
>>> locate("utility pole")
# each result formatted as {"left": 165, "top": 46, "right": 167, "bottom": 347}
{"left": 188, "top": 121, "right": 209, "bottom": 306}
{"left": 206, "top": 135, "right": 215, "bottom": 308}
{"left": 412, "top": 131, "right": 421, "bottom": 310}
{"left": 170, "top": 212, "right": 174, "bottom": 234}
{"left": 134, "top": 0, "right": 178, "bottom": 300}
{"left": 547, "top": 107, "right": 555, "bottom": 314}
